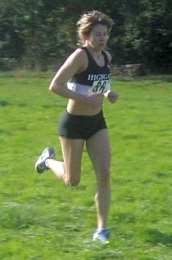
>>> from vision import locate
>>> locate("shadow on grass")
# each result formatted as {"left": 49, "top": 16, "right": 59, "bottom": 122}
{"left": 145, "top": 229, "right": 172, "bottom": 247}
{"left": 0, "top": 100, "right": 10, "bottom": 107}
{"left": 0, "top": 100, "right": 27, "bottom": 107}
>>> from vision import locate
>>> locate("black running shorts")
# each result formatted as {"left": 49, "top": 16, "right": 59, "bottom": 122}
{"left": 58, "top": 110, "right": 107, "bottom": 140}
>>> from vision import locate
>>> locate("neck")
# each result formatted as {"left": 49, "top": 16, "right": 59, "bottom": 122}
{"left": 84, "top": 45, "right": 102, "bottom": 59}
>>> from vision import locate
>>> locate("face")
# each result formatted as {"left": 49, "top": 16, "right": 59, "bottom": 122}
{"left": 86, "top": 24, "right": 109, "bottom": 51}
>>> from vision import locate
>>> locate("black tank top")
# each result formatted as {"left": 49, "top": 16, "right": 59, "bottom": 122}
{"left": 67, "top": 47, "right": 111, "bottom": 94}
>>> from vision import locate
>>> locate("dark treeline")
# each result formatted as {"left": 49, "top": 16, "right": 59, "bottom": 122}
{"left": 0, "top": 0, "right": 171, "bottom": 73}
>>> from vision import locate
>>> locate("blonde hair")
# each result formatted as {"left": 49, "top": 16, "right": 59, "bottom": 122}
{"left": 77, "top": 10, "right": 114, "bottom": 46}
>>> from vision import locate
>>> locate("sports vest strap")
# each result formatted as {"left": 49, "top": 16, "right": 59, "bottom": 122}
{"left": 81, "top": 47, "right": 109, "bottom": 66}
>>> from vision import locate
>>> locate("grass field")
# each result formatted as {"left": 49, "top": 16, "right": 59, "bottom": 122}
{"left": 0, "top": 71, "right": 172, "bottom": 260}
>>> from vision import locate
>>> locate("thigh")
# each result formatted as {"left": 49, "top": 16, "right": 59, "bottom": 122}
{"left": 59, "top": 137, "right": 85, "bottom": 185}
{"left": 86, "top": 129, "right": 111, "bottom": 179}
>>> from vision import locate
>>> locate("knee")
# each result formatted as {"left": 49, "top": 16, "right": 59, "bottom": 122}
{"left": 65, "top": 176, "right": 80, "bottom": 187}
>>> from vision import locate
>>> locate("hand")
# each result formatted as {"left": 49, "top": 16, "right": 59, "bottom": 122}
{"left": 104, "top": 90, "right": 119, "bottom": 103}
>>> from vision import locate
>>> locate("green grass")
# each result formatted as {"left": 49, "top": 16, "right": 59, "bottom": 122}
{"left": 0, "top": 71, "right": 172, "bottom": 259}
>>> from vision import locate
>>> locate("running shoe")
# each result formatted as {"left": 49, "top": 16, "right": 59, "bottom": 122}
{"left": 35, "top": 147, "right": 55, "bottom": 174}
{"left": 93, "top": 228, "right": 110, "bottom": 244}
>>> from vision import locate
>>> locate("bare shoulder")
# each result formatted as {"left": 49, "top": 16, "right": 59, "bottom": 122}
{"left": 74, "top": 48, "right": 87, "bottom": 59}
{"left": 63, "top": 48, "right": 87, "bottom": 73}
{"left": 53, "top": 48, "right": 87, "bottom": 83}
{"left": 104, "top": 51, "right": 112, "bottom": 63}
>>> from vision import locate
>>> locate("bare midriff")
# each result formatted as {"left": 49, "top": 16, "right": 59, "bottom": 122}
{"left": 66, "top": 98, "right": 103, "bottom": 116}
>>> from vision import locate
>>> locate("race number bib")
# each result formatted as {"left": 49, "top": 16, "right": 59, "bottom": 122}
{"left": 88, "top": 80, "right": 110, "bottom": 94}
